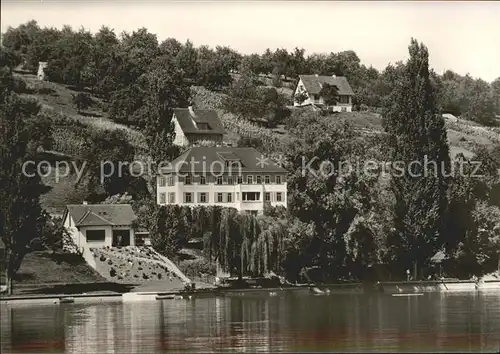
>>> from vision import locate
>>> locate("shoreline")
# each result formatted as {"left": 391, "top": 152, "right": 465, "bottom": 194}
{"left": 2, "top": 279, "right": 499, "bottom": 305}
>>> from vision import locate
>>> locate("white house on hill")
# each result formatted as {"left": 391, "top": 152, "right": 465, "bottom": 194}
{"left": 156, "top": 146, "right": 288, "bottom": 214}
{"left": 62, "top": 203, "right": 140, "bottom": 252}
{"left": 37, "top": 62, "right": 48, "bottom": 81}
{"left": 172, "top": 107, "right": 226, "bottom": 147}
{"left": 294, "top": 74, "right": 354, "bottom": 112}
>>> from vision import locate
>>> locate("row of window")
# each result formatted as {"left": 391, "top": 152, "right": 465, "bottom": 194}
{"left": 159, "top": 191, "right": 285, "bottom": 204}
{"left": 158, "top": 175, "right": 284, "bottom": 187}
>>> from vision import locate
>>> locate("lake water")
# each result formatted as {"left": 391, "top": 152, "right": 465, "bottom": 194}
{"left": 1, "top": 291, "right": 500, "bottom": 353}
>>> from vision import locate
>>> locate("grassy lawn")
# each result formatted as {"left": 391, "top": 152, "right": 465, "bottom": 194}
{"left": 1, "top": 251, "right": 105, "bottom": 287}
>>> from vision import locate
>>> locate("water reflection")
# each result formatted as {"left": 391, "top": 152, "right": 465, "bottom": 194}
{"left": 2, "top": 292, "right": 500, "bottom": 353}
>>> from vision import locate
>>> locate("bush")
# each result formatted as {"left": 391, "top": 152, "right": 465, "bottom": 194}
{"left": 178, "top": 259, "right": 216, "bottom": 278}
{"left": 237, "top": 136, "right": 263, "bottom": 149}
{"left": 12, "top": 76, "right": 31, "bottom": 93}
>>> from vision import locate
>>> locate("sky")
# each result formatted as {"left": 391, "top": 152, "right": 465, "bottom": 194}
{"left": 1, "top": 1, "right": 499, "bottom": 82}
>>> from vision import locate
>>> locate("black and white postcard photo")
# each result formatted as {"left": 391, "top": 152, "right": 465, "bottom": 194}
{"left": 1, "top": 0, "right": 499, "bottom": 352}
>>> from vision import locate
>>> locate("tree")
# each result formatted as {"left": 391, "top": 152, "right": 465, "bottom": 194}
{"left": 286, "top": 112, "right": 380, "bottom": 280}
{"left": 224, "top": 73, "right": 290, "bottom": 126}
{"left": 492, "top": 77, "right": 500, "bottom": 114}
{"left": 175, "top": 40, "right": 199, "bottom": 80}
{"left": 0, "top": 47, "right": 22, "bottom": 70}
{"left": 2, "top": 20, "right": 41, "bottom": 59}
{"left": 120, "top": 27, "right": 159, "bottom": 74}
{"left": 0, "top": 81, "right": 52, "bottom": 294}
{"left": 383, "top": 39, "right": 451, "bottom": 279}
{"left": 215, "top": 46, "right": 241, "bottom": 72}
{"left": 294, "top": 91, "right": 308, "bottom": 105}
{"left": 319, "top": 83, "right": 339, "bottom": 106}
{"left": 272, "top": 48, "right": 291, "bottom": 80}
{"left": 197, "top": 46, "right": 232, "bottom": 90}
{"left": 72, "top": 92, "right": 93, "bottom": 114}
{"left": 150, "top": 205, "right": 189, "bottom": 257}
{"left": 462, "top": 79, "right": 497, "bottom": 126}
{"left": 78, "top": 129, "right": 135, "bottom": 201}
{"left": 140, "top": 68, "right": 191, "bottom": 163}
{"left": 239, "top": 54, "right": 262, "bottom": 75}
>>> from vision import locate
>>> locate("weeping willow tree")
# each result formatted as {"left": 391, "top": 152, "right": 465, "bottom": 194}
{"left": 240, "top": 213, "right": 262, "bottom": 275}
{"left": 218, "top": 208, "right": 243, "bottom": 278}
{"left": 249, "top": 218, "right": 287, "bottom": 276}
{"left": 203, "top": 205, "right": 223, "bottom": 263}
{"left": 202, "top": 207, "right": 289, "bottom": 279}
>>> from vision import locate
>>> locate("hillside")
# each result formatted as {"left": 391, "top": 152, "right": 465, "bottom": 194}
{"left": 14, "top": 71, "right": 148, "bottom": 156}
{"left": 190, "top": 85, "right": 499, "bottom": 159}
{"left": 14, "top": 73, "right": 499, "bottom": 214}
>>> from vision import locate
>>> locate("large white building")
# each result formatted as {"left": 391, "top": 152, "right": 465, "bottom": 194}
{"left": 156, "top": 147, "right": 287, "bottom": 214}
{"left": 293, "top": 74, "right": 354, "bottom": 112}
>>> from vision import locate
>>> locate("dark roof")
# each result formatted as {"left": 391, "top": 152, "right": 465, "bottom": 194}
{"left": 64, "top": 204, "right": 137, "bottom": 227}
{"left": 173, "top": 108, "right": 226, "bottom": 135}
{"left": 159, "top": 147, "right": 287, "bottom": 174}
{"left": 298, "top": 75, "right": 354, "bottom": 96}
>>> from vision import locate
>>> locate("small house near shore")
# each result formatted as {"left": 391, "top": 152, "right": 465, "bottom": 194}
{"left": 62, "top": 203, "right": 143, "bottom": 253}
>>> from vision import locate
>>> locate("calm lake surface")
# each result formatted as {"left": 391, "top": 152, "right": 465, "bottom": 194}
{"left": 1, "top": 291, "right": 500, "bottom": 353}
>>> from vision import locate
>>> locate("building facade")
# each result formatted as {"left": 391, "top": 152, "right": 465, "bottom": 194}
{"left": 62, "top": 204, "right": 138, "bottom": 253}
{"left": 156, "top": 147, "right": 287, "bottom": 213}
{"left": 294, "top": 74, "right": 354, "bottom": 112}
{"left": 37, "top": 61, "right": 48, "bottom": 81}
{"left": 172, "top": 107, "right": 226, "bottom": 147}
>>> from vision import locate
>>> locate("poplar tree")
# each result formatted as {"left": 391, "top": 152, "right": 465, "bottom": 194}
{"left": 0, "top": 76, "right": 52, "bottom": 294}
{"left": 384, "top": 39, "right": 451, "bottom": 279}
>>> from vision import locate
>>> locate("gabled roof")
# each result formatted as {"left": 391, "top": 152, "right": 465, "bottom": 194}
{"left": 64, "top": 204, "right": 137, "bottom": 227}
{"left": 298, "top": 75, "right": 354, "bottom": 96}
{"left": 159, "top": 147, "right": 287, "bottom": 174}
{"left": 442, "top": 113, "right": 458, "bottom": 120}
{"left": 173, "top": 108, "right": 226, "bottom": 135}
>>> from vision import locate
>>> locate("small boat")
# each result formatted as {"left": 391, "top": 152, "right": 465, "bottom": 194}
{"left": 156, "top": 294, "right": 175, "bottom": 300}
{"left": 269, "top": 291, "right": 278, "bottom": 296}
{"left": 54, "top": 297, "right": 75, "bottom": 304}
{"left": 392, "top": 293, "right": 424, "bottom": 297}
{"left": 310, "top": 287, "right": 325, "bottom": 295}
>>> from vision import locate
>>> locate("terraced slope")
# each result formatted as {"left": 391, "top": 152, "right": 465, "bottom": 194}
{"left": 89, "top": 246, "right": 191, "bottom": 287}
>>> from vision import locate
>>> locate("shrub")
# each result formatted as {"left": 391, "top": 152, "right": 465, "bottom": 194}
{"left": 178, "top": 259, "right": 216, "bottom": 278}
{"left": 109, "top": 268, "right": 116, "bottom": 277}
